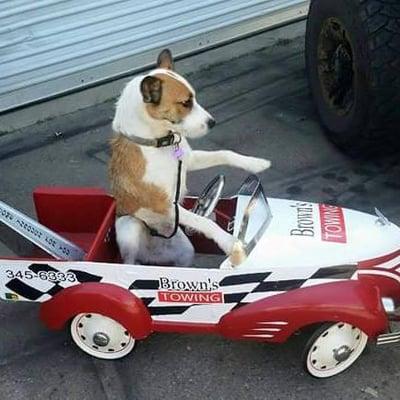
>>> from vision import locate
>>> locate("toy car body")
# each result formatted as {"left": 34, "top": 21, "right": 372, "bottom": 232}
{"left": 1, "top": 178, "right": 400, "bottom": 378}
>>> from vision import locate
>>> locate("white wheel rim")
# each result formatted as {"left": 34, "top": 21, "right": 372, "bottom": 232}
{"left": 70, "top": 313, "right": 135, "bottom": 359}
{"left": 306, "top": 323, "right": 368, "bottom": 378}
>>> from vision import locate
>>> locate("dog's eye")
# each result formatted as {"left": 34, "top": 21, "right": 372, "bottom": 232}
{"left": 180, "top": 99, "right": 192, "bottom": 108}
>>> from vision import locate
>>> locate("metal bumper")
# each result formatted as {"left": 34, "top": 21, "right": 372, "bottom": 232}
{"left": 377, "top": 298, "right": 400, "bottom": 345}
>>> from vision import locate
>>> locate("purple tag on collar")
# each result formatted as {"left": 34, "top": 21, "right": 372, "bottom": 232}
{"left": 173, "top": 146, "right": 184, "bottom": 159}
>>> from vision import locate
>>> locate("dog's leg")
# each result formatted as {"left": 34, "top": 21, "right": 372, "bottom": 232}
{"left": 188, "top": 150, "right": 271, "bottom": 174}
{"left": 135, "top": 207, "right": 234, "bottom": 257}
{"left": 115, "top": 216, "right": 145, "bottom": 264}
{"left": 143, "top": 228, "right": 195, "bottom": 267}
{"left": 169, "top": 229, "right": 195, "bottom": 267}
{"left": 178, "top": 206, "right": 234, "bottom": 255}
{"left": 134, "top": 208, "right": 197, "bottom": 265}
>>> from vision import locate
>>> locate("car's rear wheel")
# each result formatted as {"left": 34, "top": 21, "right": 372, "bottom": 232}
{"left": 70, "top": 313, "right": 135, "bottom": 359}
{"left": 306, "top": 0, "right": 400, "bottom": 155}
{"left": 303, "top": 322, "right": 368, "bottom": 378}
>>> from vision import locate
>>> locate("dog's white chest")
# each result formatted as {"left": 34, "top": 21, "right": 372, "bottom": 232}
{"left": 142, "top": 140, "right": 190, "bottom": 200}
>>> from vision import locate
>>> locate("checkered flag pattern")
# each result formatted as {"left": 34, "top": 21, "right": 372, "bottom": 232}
{"left": 2, "top": 261, "right": 357, "bottom": 320}
{"left": 4, "top": 263, "right": 103, "bottom": 301}
{"left": 128, "top": 265, "right": 357, "bottom": 317}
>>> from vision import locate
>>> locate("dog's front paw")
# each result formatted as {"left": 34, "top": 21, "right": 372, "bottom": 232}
{"left": 242, "top": 157, "right": 271, "bottom": 174}
{"left": 229, "top": 240, "right": 247, "bottom": 266}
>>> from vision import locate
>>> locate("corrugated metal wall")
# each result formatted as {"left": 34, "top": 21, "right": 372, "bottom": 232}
{"left": 0, "top": 0, "right": 308, "bottom": 113}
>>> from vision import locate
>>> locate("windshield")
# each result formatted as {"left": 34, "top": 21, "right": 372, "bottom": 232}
{"left": 233, "top": 176, "right": 273, "bottom": 255}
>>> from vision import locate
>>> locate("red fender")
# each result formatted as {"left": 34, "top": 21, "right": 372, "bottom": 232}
{"left": 39, "top": 282, "right": 152, "bottom": 339}
{"left": 218, "top": 280, "right": 388, "bottom": 343}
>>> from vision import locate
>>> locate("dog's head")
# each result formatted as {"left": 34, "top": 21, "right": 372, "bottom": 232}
{"left": 114, "top": 49, "right": 215, "bottom": 139}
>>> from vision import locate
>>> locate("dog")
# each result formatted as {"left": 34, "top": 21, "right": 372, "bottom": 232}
{"left": 109, "top": 49, "right": 271, "bottom": 267}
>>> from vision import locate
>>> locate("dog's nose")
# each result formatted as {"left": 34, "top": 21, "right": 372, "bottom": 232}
{"left": 207, "top": 118, "right": 216, "bottom": 129}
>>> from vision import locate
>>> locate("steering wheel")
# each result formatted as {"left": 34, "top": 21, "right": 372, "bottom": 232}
{"left": 191, "top": 175, "right": 225, "bottom": 217}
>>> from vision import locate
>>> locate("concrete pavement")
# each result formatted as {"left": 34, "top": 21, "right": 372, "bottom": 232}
{"left": 1, "top": 30, "right": 400, "bottom": 400}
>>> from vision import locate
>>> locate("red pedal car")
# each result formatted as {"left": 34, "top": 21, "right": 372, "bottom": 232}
{"left": 0, "top": 176, "right": 399, "bottom": 378}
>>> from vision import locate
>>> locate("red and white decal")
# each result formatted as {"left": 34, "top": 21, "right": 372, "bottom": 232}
{"left": 158, "top": 291, "right": 224, "bottom": 304}
{"left": 319, "top": 204, "right": 347, "bottom": 244}
{"left": 157, "top": 277, "right": 223, "bottom": 304}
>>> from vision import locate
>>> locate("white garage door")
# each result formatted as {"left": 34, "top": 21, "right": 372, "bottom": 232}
{"left": 0, "top": 0, "right": 308, "bottom": 113}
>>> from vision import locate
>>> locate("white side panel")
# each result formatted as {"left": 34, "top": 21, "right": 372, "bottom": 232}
{"left": 0, "top": 259, "right": 354, "bottom": 324}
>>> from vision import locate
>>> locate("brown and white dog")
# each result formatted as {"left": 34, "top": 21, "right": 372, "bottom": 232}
{"left": 109, "top": 49, "right": 271, "bottom": 266}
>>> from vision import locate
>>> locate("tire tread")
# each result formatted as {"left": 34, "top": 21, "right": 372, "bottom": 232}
{"left": 361, "top": 0, "right": 400, "bottom": 134}
{"left": 307, "top": 0, "right": 400, "bottom": 154}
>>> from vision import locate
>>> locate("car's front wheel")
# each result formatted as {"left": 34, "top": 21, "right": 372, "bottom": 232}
{"left": 70, "top": 313, "right": 136, "bottom": 359}
{"left": 303, "top": 322, "right": 368, "bottom": 378}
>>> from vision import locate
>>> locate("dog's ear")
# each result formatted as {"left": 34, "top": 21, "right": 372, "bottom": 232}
{"left": 157, "top": 48, "right": 174, "bottom": 70}
{"left": 140, "top": 76, "right": 162, "bottom": 104}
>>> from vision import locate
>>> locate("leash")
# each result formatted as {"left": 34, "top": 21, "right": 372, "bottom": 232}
{"left": 123, "top": 131, "right": 183, "bottom": 239}
{"left": 145, "top": 157, "right": 182, "bottom": 239}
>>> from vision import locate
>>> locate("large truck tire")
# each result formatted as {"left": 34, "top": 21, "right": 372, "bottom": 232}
{"left": 306, "top": 0, "right": 400, "bottom": 155}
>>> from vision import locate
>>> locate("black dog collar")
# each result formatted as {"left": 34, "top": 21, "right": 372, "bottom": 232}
{"left": 124, "top": 131, "right": 181, "bottom": 148}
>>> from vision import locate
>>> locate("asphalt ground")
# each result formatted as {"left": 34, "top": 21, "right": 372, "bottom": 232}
{"left": 1, "top": 33, "right": 400, "bottom": 400}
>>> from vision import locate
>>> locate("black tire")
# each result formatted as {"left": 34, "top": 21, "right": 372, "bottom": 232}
{"left": 306, "top": 0, "right": 400, "bottom": 155}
